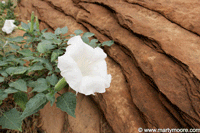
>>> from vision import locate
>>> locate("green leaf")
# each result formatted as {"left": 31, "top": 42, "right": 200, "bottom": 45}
{"left": 37, "top": 40, "right": 55, "bottom": 53}
{"left": 82, "top": 32, "right": 95, "bottom": 38}
{"left": 27, "top": 80, "right": 36, "bottom": 88}
{"left": 0, "top": 61, "right": 8, "bottom": 66}
{"left": 9, "top": 79, "right": 27, "bottom": 92}
{"left": 0, "top": 100, "right": 2, "bottom": 105}
{"left": 23, "top": 56, "right": 35, "bottom": 61}
{"left": 0, "top": 89, "right": 8, "bottom": 100}
{"left": 21, "top": 93, "right": 47, "bottom": 119}
{"left": 46, "top": 91, "right": 56, "bottom": 106}
{"left": 6, "top": 57, "right": 25, "bottom": 66}
{"left": 61, "top": 26, "right": 68, "bottom": 34}
{"left": 53, "top": 39, "right": 62, "bottom": 45}
{"left": 14, "top": 92, "right": 28, "bottom": 111}
{"left": 89, "top": 39, "right": 98, "bottom": 48}
{"left": 8, "top": 36, "right": 24, "bottom": 42}
{"left": 102, "top": 40, "right": 114, "bottom": 47}
{"left": 56, "top": 92, "right": 76, "bottom": 117}
{"left": 6, "top": 67, "right": 28, "bottom": 76}
{"left": 32, "top": 78, "right": 48, "bottom": 92}
{"left": 55, "top": 27, "right": 62, "bottom": 35}
{"left": 51, "top": 49, "right": 64, "bottom": 62}
{"left": 0, "top": 108, "right": 22, "bottom": 131}
{"left": 0, "top": 71, "right": 8, "bottom": 77}
{"left": 74, "top": 30, "right": 83, "bottom": 35}
{"left": 33, "top": 58, "right": 53, "bottom": 71}
{"left": 42, "top": 32, "right": 57, "bottom": 40}
{"left": 4, "top": 87, "right": 19, "bottom": 94}
{"left": 0, "top": 76, "right": 4, "bottom": 83}
{"left": 17, "top": 49, "right": 33, "bottom": 57}
{"left": 21, "top": 22, "right": 29, "bottom": 30}
{"left": 8, "top": 43, "right": 20, "bottom": 49}
{"left": 29, "top": 63, "right": 44, "bottom": 72}
{"left": 82, "top": 37, "right": 90, "bottom": 44}
{"left": 46, "top": 74, "right": 58, "bottom": 86}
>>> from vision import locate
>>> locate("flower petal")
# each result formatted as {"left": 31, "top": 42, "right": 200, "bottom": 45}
{"left": 79, "top": 76, "right": 107, "bottom": 95}
{"left": 57, "top": 54, "right": 82, "bottom": 92}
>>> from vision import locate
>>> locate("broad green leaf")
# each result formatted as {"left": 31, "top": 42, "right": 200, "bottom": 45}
{"left": 74, "top": 30, "right": 83, "bottom": 35}
{"left": 61, "top": 26, "right": 68, "bottom": 34}
{"left": 17, "top": 49, "right": 33, "bottom": 57}
{"left": 0, "top": 76, "right": 4, "bottom": 83}
{"left": 8, "top": 36, "right": 24, "bottom": 42}
{"left": 21, "top": 93, "right": 47, "bottom": 119}
{"left": 8, "top": 43, "right": 20, "bottom": 49}
{"left": 53, "top": 39, "right": 62, "bottom": 45}
{"left": 46, "top": 91, "right": 56, "bottom": 106}
{"left": 42, "top": 32, "right": 57, "bottom": 40}
{"left": 29, "top": 63, "right": 44, "bottom": 71}
{"left": 46, "top": 74, "right": 58, "bottom": 86}
{"left": 0, "top": 89, "right": 8, "bottom": 100}
{"left": 32, "top": 78, "right": 48, "bottom": 92}
{"left": 82, "top": 32, "right": 95, "bottom": 38}
{"left": 27, "top": 80, "right": 36, "bottom": 88}
{"left": 6, "top": 57, "right": 25, "bottom": 66}
{"left": 55, "top": 27, "right": 62, "bottom": 35}
{"left": 0, "top": 108, "right": 22, "bottom": 131}
{"left": 82, "top": 37, "right": 90, "bottom": 44}
{"left": 0, "top": 61, "right": 8, "bottom": 66}
{"left": 4, "top": 87, "right": 19, "bottom": 94}
{"left": 0, "top": 100, "right": 2, "bottom": 105}
{"left": 56, "top": 92, "right": 76, "bottom": 117}
{"left": 51, "top": 49, "right": 64, "bottom": 62}
{"left": 9, "top": 79, "right": 27, "bottom": 92}
{"left": 43, "top": 61, "right": 53, "bottom": 71}
{"left": 6, "top": 67, "right": 28, "bottom": 76}
{"left": 21, "top": 22, "right": 29, "bottom": 30}
{"left": 37, "top": 40, "right": 55, "bottom": 53}
{"left": 102, "top": 40, "right": 114, "bottom": 47}
{"left": 23, "top": 56, "right": 35, "bottom": 61}
{"left": 89, "top": 39, "right": 98, "bottom": 48}
{"left": 14, "top": 92, "right": 28, "bottom": 111}
{"left": 33, "top": 58, "right": 53, "bottom": 71}
{"left": 0, "top": 71, "right": 8, "bottom": 77}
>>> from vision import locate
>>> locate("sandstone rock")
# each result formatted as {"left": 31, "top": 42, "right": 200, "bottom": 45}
{"left": 18, "top": 0, "right": 200, "bottom": 132}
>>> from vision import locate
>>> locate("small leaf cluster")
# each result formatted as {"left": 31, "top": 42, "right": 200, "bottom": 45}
{"left": 74, "top": 30, "right": 114, "bottom": 48}
{"left": 0, "top": 12, "right": 114, "bottom": 131}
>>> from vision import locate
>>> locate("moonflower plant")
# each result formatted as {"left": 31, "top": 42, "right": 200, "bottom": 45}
{"left": 2, "top": 20, "right": 17, "bottom": 34}
{"left": 57, "top": 35, "right": 111, "bottom": 95}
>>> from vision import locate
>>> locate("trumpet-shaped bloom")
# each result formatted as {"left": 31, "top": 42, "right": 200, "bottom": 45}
{"left": 1, "top": 1, "right": 5, "bottom": 4}
{"left": 58, "top": 35, "right": 111, "bottom": 95}
{"left": 2, "top": 20, "right": 16, "bottom": 34}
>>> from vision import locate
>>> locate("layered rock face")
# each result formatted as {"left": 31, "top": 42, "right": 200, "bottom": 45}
{"left": 18, "top": 0, "right": 200, "bottom": 132}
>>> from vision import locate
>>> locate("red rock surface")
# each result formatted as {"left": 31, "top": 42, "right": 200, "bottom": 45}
{"left": 18, "top": 0, "right": 200, "bottom": 132}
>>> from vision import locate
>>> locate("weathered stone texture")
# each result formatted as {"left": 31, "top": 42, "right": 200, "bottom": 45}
{"left": 18, "top": 0, "right": 200, "bottom": 132}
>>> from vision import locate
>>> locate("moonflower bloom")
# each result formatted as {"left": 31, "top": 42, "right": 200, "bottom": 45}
{"left": 1, "top": 1, "right": 5, "bottom": 4}
{"left": 58, "top": 35, "right": 111, "bottom": 95}
{"left": 2, "top": 20, "right": 17, "bottom": 34}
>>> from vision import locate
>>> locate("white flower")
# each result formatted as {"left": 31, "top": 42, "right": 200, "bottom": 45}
{"left": 58, "top": 35, "right": 111, "bottom": 95}
{"left": 1, "top": 1, "right": 5, "bottom": 4}
{"left": 2, "top": 20, "right": 17, "bottom": 34}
